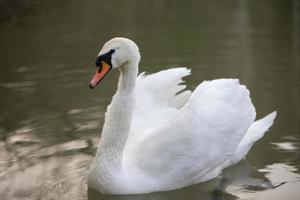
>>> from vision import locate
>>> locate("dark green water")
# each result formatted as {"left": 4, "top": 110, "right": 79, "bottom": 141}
{"left": 0, "top": 0, "right": 299, "bottom": 199}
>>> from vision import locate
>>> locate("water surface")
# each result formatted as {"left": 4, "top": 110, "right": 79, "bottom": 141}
{"left": 0, "top": 0, "right": 299, "bottom": 199}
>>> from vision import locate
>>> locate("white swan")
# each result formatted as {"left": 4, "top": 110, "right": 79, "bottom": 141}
{"left": 87, "top": 37, "right": 276, "bottom": 194}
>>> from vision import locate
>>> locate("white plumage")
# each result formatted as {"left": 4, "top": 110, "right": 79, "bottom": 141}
{"left": 88, "top": 37, "right": 276, "bottom": 194}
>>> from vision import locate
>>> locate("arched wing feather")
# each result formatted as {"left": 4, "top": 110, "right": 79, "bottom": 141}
{"left": 130, "top": 79, "right": 256, "bottom": 189}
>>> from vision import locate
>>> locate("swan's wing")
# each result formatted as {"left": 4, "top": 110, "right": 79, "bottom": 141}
{"left": 128, "top": 68, "right": 191, "bottom": 141}
{"left": 129, "top": 79, "right": 256, "bottom": 189}
{"left": 136, "top": 67, "right": 192, "bottom": 110}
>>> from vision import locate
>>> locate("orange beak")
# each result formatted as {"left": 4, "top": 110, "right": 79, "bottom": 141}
{"left": 89, "top": 61, "right": 111, "bottom": 89}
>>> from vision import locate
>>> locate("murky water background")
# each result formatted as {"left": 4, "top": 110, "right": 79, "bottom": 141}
{"left": 0, "top": 0, "right": 299, "bottom": 199}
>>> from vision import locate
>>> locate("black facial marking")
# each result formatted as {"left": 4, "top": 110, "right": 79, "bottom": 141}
{"left": 95, "top": 49, "right": 115, "bottom": 67}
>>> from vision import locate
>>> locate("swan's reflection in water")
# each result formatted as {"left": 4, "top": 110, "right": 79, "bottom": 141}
{"left": 87, "top": 161, "right": 274, "bottom": 200}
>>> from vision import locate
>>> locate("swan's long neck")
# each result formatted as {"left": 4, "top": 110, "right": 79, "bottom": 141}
{"left": 95, "top": 61, "right": 138, "bottom": 174}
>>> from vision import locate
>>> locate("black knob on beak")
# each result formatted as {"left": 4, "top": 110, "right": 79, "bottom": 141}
{"left": 95, "top": 58, "right": 100, "bottom": 67}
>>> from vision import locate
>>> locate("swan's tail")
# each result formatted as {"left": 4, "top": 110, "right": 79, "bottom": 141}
{"left": 229, "top": 111, "right": 277, "bottom": 165}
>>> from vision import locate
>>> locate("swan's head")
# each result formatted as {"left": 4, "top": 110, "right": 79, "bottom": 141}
{"left": 89, "top": 37, "right": 140, "bottom": 89}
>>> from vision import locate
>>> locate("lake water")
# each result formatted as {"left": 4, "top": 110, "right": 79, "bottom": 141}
{"left": 0, "top": 0, "right": 299, "bottom": 199}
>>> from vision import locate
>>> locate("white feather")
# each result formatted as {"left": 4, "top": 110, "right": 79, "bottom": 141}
{"left": 88, "top": 37, "right": 277, "bottom": 194}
